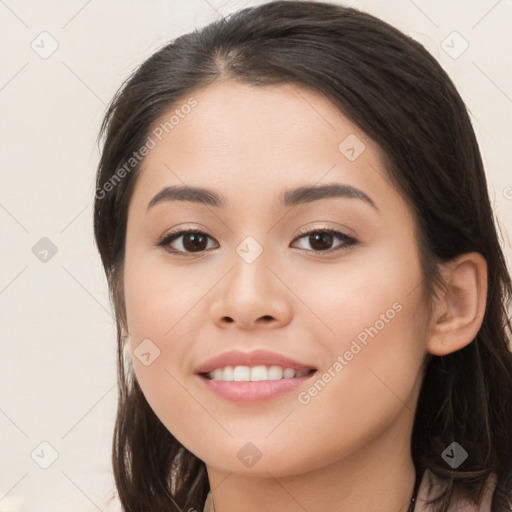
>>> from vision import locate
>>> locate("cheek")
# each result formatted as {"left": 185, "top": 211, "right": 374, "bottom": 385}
{"left": 292, "top": 253, "right": 426, "bottom": 422}
{"left": 289, "top": 238, "right": 426, "bottom": 356}
{"left": 122, "top": 253, "right": 219, "bottom": 435}
{"left": 123, "top": 249, "right": 211, "bottom": 342}
{"left": 296, "top": 296, "right": 426, "bottom": 444}
{"left": 281, "top": 248, "right": 427, "bottom": 448}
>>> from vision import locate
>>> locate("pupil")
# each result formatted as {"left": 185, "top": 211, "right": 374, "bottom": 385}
{"left": 184, "top": 233, "right": 207, "bottom": 252}
{"left": 310, "top": 232, "right": 333, "bottom": 251}
{"left": 180, "top": 232, "right": 335, "bottom": 252}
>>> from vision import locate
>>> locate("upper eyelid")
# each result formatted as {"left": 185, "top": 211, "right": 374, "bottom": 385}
{"left": 158, "top": 227, "right": 356, "bottom": 253}
{"left": 161, "top": 226, "right": 352, "bottom": 241}
{"left": 293, "top": 226, "right": 353, "bottom": 239}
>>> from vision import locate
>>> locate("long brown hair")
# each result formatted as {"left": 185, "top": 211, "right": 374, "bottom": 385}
{"left": 93, "top": 2, "right": 512, "bottom": 510}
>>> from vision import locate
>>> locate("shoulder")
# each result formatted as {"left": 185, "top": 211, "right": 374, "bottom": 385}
{"left": 415, "top": 469, "right": 497, "bottom": 512}
{"left": 201, "top": 472, "right": 498, "bottom": 512}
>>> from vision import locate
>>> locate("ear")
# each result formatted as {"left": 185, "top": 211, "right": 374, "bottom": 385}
{"left": 426, "top": 252, "right": 488, "bottom": 356}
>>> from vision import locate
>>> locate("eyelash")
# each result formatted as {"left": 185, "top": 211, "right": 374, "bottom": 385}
{"left": 156, "top": 227, "right": 358, "bottom": 256}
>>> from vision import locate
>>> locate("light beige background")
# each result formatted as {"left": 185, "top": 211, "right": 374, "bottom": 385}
{"left": 1, "top": 0, "right": 511, "bottom": 511}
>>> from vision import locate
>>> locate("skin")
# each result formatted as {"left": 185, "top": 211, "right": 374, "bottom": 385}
{"left": 123, "top": 81, "right": 488, "bottom": 512}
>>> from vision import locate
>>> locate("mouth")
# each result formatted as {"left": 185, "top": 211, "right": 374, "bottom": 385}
{"left": 197, "top": 367, "right": 317, "bottom": 403}
{"left": 200, "top": 365, "right": 317, "bottom": 382}
{"left": 194, "top": 349, "right": 317, "bottom": 402}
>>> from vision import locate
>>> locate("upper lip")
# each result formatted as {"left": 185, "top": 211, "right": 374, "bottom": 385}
{"left": 194, "top": 349, "right": 316, "bottom": 374}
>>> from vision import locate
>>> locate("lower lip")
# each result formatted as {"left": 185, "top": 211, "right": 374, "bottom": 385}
{"left": 197, "top": 372, "right": 316, "bottom": 403}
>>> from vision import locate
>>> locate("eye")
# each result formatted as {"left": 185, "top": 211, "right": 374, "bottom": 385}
{"left": 156, "top": 229, "right": 218, "bottom": 255}
{"left": 291, "top": 228, "right": 357, "bottom": 254}
{"left": 156, "top": 227, "right": 358, "bottom": 256}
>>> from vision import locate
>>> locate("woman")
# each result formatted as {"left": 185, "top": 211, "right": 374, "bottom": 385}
{"left": 94, "top": 1, "right": 512, "bottom": 511}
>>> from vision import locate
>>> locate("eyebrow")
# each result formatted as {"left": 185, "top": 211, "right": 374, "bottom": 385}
{"left": 146, "top": 183, "right": 378, "bottom": 211}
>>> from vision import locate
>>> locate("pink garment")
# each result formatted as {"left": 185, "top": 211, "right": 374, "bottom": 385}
{"left": 202, "top": 470, "right": 497, "bottom": 512}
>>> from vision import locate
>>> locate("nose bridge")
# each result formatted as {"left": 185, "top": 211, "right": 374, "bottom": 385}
{"left": 210, "top": 233, "right": 292, "bottom": 328}
{"left": 227, "top": 234, "right": 272, "bottom": 302}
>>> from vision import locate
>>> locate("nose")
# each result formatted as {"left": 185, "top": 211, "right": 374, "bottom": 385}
{"left": 209, "top": 247, "right": 293, "bottom": 331}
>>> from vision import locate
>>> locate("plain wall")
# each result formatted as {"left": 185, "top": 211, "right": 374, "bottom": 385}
{"left": 1, "top": 0, "right": 511, "bottom": 510}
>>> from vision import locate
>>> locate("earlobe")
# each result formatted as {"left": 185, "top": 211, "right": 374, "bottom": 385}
{"left": 426, "top": 252, "right": 488, "bottom": 356}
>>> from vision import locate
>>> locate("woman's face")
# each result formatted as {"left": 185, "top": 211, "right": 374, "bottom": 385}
{"left": 123, "top": 81, "right": 430, "bottom": 477}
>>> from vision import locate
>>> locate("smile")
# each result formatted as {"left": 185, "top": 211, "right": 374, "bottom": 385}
{"left": 205, "top": 365, "right": 314, "bottom": 381}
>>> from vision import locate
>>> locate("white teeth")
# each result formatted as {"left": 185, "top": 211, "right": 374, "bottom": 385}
{"left": 283, "top": 368, "right": 296, "bottom": 379}
{"left": 233, "top": 366, "right": 251, "bottom": 381}
{"left": 268, "top": 365, "right": 283, "bottom": 380}
{"left": 250, "top": 365, "right": 268, "bottom": 381}
{"left": 223, "top": 366, "right": 234, "bottom": 381}
{"left": 207, "top": 365, "right": 312, "bottom": 381}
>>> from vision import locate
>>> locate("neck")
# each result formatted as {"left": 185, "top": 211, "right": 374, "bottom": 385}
{"left": 205, "top": 407, "right": 418, "bottom": 512}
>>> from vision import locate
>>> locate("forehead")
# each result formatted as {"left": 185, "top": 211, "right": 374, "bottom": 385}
{"left": 143, "top": 80, "right": 359, "bottom": 165}
{"left": 129, "top": 80, "right": 399, "bottom": 215}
